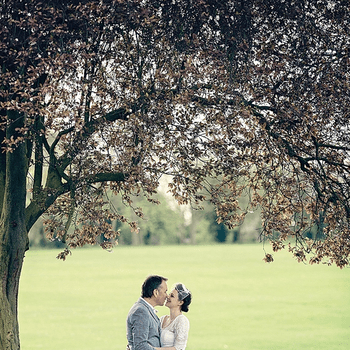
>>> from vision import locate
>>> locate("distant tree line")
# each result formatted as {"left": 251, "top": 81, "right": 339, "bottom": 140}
{"left": 28, "top": 190, "right": 261, "bottom": 248}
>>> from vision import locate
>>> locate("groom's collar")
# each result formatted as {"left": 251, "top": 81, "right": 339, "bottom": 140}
{"left": 141, "top": 297, "right": 158, "bottom": 313}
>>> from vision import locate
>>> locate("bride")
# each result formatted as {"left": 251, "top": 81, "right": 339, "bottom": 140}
{"left": 155, "top": 283, "right": 192, "bottom": 350}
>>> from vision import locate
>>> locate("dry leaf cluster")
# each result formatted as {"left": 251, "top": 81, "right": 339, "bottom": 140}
{"left": 1, "top": 1, "right": 349, "bottom": 269}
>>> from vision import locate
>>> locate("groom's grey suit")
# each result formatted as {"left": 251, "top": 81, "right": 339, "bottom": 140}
{"left": 126, "top": 297, "right": 161, "bottom": 350}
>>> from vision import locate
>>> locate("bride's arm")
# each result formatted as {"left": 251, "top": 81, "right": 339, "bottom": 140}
{"left": 173, "top": 316, "right": 190, "bottom": 350}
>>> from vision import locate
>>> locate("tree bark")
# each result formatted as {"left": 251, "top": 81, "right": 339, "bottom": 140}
{"left": 0, "top": 111, "right": 28, "bottom": 349}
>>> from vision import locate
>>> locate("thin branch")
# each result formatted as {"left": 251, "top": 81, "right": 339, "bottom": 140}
{"left": 50, "top": 126, "right": 75, "bottom": 154}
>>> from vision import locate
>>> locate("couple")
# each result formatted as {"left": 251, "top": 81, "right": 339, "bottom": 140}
{"left": 126, "top": 275, "right": 192, "bottom": 350}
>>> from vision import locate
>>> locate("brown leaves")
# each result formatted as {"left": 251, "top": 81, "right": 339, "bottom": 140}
{"left": 56, "top": 248, "right": 71, "bottom": 261}
{"left": 263, "top": 253, "right": 274, "bottom": 263}
{"left": 0, "top": 1, "right": 348, "bottom": 267}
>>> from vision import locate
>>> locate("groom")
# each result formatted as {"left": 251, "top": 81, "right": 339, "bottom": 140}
{"left": 126, "top": 275, "right": 168, "bottom": 350}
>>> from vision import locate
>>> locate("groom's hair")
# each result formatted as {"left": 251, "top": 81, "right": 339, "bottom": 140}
{"left": 142, "top": 275, "right": 168, "bottom": 298}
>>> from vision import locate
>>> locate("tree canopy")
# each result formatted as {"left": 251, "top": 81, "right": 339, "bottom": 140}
{"left": 1, "top": 0, "right": 349, "bottom": 261}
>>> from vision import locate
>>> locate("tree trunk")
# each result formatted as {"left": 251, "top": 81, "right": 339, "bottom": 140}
{"left": 0, "top": 111, "right": 28, "bottom": 349}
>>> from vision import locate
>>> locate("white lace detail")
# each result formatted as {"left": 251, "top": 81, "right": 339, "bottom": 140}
{"left": 160, "top": 315, "right": 190, "bottom": 350}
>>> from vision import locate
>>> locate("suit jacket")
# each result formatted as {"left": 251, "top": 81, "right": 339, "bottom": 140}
{"left": 127, "top": 298, "right": 161, "bottom": 350}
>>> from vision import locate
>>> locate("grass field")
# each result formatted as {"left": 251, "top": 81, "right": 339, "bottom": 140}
{"left": 18, "top": 244, "right": 350, "bottom": 350}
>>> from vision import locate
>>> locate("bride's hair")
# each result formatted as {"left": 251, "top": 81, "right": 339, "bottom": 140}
{"left": 175, "top": 283, "right": 192, "bottom": 312}
{"left": 181, "top": 293, "right": 192, "bottom": 312}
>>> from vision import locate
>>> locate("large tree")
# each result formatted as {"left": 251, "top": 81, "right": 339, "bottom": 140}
{"left": 0, "top": 0, "right": 349, "bottom": 348}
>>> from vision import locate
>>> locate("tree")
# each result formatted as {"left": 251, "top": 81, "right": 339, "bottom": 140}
{"left": 111, "top": 189, "right": 188, "bottom": 245}
{"left": 244, "top": 0, "right": 350, "bottom": 267}
{"left": 1, "top": 0, "right": 349, "bottom": 348}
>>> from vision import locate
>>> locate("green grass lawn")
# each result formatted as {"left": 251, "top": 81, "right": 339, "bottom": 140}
{"left": 18, "top": 244, "right": 350, "bottom": 349}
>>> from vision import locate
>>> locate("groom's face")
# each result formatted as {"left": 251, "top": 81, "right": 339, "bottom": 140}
{"left": 155, "top": 280, "right": 168, "bottom": 306}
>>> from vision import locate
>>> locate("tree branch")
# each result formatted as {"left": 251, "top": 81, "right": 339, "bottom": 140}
{"left": 104, "top": 107, "right": 130, "bottom": 122}
{"left": 57, "top": 107, "right": 132, "bottom": 170}
{"left": 33, "top": 116, "right": 45, "bottom": 199}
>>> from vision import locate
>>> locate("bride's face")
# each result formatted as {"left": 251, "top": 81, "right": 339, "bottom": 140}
{"left": 165, "top": 289, "right": 183, "bottom": 309}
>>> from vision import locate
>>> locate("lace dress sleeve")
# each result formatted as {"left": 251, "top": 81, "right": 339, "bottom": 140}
{"left": 173, "top": 315, "right": 190, "bottom": 350}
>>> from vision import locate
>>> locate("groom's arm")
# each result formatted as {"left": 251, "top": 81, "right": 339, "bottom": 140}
{"left": 130, "top": 308, "right": 157, "bottom": 350}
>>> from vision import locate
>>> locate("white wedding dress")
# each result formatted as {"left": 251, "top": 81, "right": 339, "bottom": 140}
{"left": 160, "top": 314, "right": 190, "bottom": 350}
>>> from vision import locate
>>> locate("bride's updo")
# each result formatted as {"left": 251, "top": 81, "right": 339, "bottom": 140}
{"left": 180, "top": 292, "right": 192, "bottom": 312}
{"left": 175, "top": 283, "right": 192, "bottom": 313}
